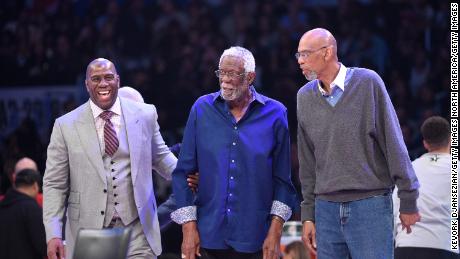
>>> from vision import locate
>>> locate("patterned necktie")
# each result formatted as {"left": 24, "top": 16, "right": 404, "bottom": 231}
{"left": 99, "top": 111, "right": 119, "bottom": 156}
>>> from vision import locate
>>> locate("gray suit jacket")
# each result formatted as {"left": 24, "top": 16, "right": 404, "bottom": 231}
{"left": 43, "top": 97, "right": 177, "bottom": 256}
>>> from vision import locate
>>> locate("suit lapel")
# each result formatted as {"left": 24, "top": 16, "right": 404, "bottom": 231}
{"left": 121, "top": 99, "right": 142, "bottom": 184}
{"left": 75, "top": 102, "right": 107, "bottom": 184}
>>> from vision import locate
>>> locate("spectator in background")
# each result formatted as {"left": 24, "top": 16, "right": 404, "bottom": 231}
{"left": 172, "top": 46, "right": 297, "bottom": 259}
{"left": 0, "top": 168, "right": 47, "bottom": 259}
{"left": 296, "top": 28, "right": 420, "bottom": 258}
{"left": 15, "top": 156, "right": 38, "bottom": 174}
{"left": 0, "top": 157, "right": 44, "bottom": 207}
{"left": 14, "top": 157, "right": 43, "bottom": 207}
{"left": 393, "top": 116, "right": 458, "bottom": 259}
{"left": 283, "top": 241, "right": 309, "bottom": 259}
{"left": 118, "top": 86, "right": 144, "bottom": 103}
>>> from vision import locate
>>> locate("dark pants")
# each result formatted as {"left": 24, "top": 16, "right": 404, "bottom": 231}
{"left": 395, "top": 247, "right": 459, "bottom": 259}
{"left": 200, "top": 248, "right": 263, "bottom": 259}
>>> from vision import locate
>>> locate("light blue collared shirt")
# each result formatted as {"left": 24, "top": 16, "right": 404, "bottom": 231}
{"left": 318, "top": 63, "right": 347, "bottom": 107}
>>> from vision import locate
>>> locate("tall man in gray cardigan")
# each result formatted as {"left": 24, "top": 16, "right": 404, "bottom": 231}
{"left": 296, "top": 28, "right": 421, "bottom": 258}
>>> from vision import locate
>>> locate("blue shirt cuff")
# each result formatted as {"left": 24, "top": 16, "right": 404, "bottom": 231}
{"left": 171, "top": 206, "right": 197, "bottom": 224}
{"left": 270, "top": 200, "right": 292, "bottom": 222}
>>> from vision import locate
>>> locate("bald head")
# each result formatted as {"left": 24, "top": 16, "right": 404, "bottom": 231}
{"left": 119, "top": 86, "right": 145, "bottom": 103}
{"left": 297, "top": 28, "right": 341, "bottom": 83}
{"left": 86, "top": 58, "right": 118, "bottom": 79}
{"left": 299, "top": 28, "right": 338, "bottom": 60}
{"left": 14, "top": 157, "right": 38, "bottom": 174}
{"left": 85, "top": 57, "right": 120, "bottom": 110}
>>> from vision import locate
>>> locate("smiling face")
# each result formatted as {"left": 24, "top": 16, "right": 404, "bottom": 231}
{"left": 85, "top": 58, "right": 120, "bottom": 110}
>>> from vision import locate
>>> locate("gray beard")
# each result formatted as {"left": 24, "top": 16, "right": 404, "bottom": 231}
{"left": 305, "top": 71, "right": 318, "bottom": 81}
{"left": 221, "top": 88, "right": 242, "bottom": 101}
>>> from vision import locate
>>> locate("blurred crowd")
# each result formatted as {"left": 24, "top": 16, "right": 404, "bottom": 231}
{"left": 0, "top": 0, "right": 450, "bottom": 198}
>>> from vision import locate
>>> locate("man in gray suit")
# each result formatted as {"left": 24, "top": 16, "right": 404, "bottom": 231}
{"left": 43, "top": 58, "right": 177, "bottom": 259}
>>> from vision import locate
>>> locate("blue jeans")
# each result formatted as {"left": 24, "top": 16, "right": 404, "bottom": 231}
{"left": 315, "top": 193, "right": 394, "bottom": 259}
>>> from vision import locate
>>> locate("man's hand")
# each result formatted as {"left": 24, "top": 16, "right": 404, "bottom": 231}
{"left": 187, "top": 172, "right": 199, "bottom": 193}
{"left": 182, "top": 221, "right": 201, "bottom": 259}
{"left": 47, "top": 238, "right": 65, "bottom": 259}
{"left": 400, "top": 212, "right": 421, "bottom": 234}
{"left": 262, "top": 216, "right": 283, "bottom": 259}
{"left": 302, "top": 221, "right": 317, "bottom": 256}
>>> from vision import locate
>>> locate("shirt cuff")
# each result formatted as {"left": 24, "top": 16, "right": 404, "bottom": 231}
{"left": 270, "top": 200, "right": 292, "bottom": 222}
{"left": 170, "top": 206, "right": 197, "bottom": 224}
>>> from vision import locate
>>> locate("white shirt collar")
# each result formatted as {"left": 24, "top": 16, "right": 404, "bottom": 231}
{"left": 89, "top": 97, "right": 121, "bottom": 119}
{"left": 318, "top": 63, "right": 347, "bottom": 95}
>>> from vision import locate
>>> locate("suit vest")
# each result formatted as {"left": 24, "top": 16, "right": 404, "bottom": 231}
{"left": 102, "top": 115, "right": 138, "bottom": 226}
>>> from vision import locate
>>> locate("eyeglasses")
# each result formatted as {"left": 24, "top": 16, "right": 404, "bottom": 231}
{"left": 295, "top": 45, "right": 330, "bottom": 60}
{"left": 215, "top": 70, "right": 246, "bottom": 79}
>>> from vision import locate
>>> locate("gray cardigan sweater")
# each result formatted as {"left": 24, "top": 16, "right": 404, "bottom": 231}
{"left": 297, "top": 67, "right": 419, "bottom": 222}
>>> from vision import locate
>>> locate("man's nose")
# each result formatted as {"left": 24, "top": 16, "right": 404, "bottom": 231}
{"left": 220, "top": 75, "right": 232, "bottom": 83}
{"left": 297, "top": 57, "right": 304, "bottom": 65}
{"left": 100, "top": 79, "right": 110, "bottom": 86}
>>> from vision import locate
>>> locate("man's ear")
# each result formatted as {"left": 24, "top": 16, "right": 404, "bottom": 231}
{"left": 423, "top": 140, "right": 430, "bottom": 152}
{"left": 324, "top": 47, "right": 332, "bottom": 62}
{"left": 246, "top": 72, "right": 256, "bottom": 85}
{"left": 85, "top": 79, "right": 90, "bottom": 92}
